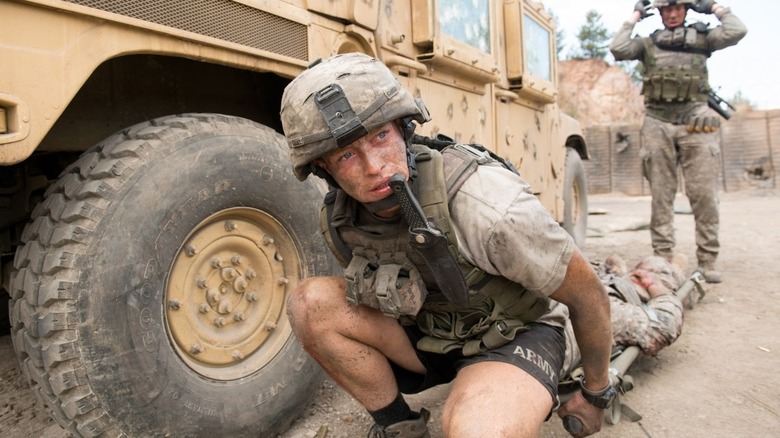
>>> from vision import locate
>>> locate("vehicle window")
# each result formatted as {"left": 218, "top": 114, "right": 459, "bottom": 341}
{"left": 439, "top": 0, "right": 490, "bottom": 53}
{"left": 523, "top": 14, "right": 551, "bottom": 81}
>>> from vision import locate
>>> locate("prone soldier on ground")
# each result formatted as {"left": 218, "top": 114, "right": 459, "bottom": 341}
{"left": 279, "top": 53, "right": 614, "bottom": 438}
{"left": 609, "top": 0, "right": 747, "bottom": 284}
{"left": 562, "top": 254, "right": 688, "bottom": 380}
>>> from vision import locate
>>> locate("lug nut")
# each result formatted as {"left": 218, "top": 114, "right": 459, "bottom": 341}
{"left": 207, "top": 288, "right": 221, "bottom": 304}
{"left": 234, "top": 277, "right": 247, "bottom": 293}
{"left": 218, "top": 301, "right": 232, "bottom": 314}
{"left": 221, "top": 267, "right": 236, "bottom": 281}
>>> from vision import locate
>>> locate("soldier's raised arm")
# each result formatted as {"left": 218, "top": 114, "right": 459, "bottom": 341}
{"left": 701, "top": 3, "right": 748, "bottom": 51}
{"left": 610, "top": 1, "right": 652, "bottom": 61}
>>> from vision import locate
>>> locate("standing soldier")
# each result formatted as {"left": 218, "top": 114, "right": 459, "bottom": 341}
{"left": 610, "top": 1, "right": 747, "bottom": 283}
{"left": 280, "top": 53, "right": 614, "bottom": 437}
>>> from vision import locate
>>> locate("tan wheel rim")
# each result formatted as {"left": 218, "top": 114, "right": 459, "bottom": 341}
{"left": 166, "top": 207, "right": 298, "bottom": 380}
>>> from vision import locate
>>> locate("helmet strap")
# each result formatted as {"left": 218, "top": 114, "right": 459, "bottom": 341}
{"left": 398, "top": 117, "right": 419, "bottom": 182}
{"left": 310, "top": 163, "right": 340, "bottom": 189}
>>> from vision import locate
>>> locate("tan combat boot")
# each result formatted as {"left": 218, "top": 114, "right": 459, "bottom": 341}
{"left": 696, "top": 265, "right": 722, "bottom": 284}
{"left": 367, "top": 408, "right": 431, "bottom": 438}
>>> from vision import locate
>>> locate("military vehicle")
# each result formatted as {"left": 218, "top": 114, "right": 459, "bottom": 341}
{"left": 0, "top": 0, "right": 589, "bottom": 436}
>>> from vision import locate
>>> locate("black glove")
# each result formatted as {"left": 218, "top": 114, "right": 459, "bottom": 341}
{"left": 692, "top": 0, "right": 716, "bottom": 14}
{"left": 634, "top": 0, "right": 654, "bottom": 20}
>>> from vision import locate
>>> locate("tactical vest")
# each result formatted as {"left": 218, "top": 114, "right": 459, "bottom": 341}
{"left": 642, "top": 23, "right": 712, "bottom": 105}
{"left": 320, "top": 141, "right": 550, "bottom": 355}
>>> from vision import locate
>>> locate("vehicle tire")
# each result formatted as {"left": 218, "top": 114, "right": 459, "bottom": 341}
{"left": 563, "top": 148, "right": 588, "bottom": 248}
{"left": 0, "top": 293, "right": 9, "bottom": 335}
{"left": 9, "top": 114, "right": 337, "bottom": 437}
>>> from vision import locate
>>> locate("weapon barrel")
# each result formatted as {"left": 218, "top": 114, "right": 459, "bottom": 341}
{"left": 709, "top": 92, "right": 733, "bottom": 120}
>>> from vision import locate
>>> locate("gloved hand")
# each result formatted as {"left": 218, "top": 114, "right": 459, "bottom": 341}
{"left": 634, "top": 0, "right": 654, "bottom": 20}
{"left": 691, "top": 0, "right": 716, "bottom": 14}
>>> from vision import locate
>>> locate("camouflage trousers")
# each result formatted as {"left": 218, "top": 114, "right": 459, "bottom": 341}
{"left": 609, "top": 295, "right": 683, "bottom": 356}
{"left": 640, "top": 114, "right": 720, "bottom": 268}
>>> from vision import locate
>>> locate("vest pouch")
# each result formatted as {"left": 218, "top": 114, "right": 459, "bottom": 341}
{"left": 344, "top": 249, "right": 427, "bottom": 318}
{"left": 415, "top": 299, "right": 531, "bottom": 356}
{"left": 344, "top": 253, "right": 380, "bottom": 309}
{"left": 374, "top": 263, "right": 427, "bottom": 318}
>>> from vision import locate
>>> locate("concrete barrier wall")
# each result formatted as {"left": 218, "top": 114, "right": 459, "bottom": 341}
{"left": 583, "top": 110, "right": 779, "bottom": 195}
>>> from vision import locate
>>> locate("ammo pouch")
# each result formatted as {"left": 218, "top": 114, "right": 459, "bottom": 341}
{"left": 642, "top": 26, "right": 711, "bottom": 105}
{"left": 643, "top": 68, "right": 708, "bottom": 104}
{"left": 344, "top": 248, "right": 427, "bottom": 318}
{"left": 415, "top": 299, "right": 530, "bottom": 357}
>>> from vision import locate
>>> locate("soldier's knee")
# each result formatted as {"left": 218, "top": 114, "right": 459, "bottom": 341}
{"left": 286, "top": 277, "right": 344, "bottom": 328}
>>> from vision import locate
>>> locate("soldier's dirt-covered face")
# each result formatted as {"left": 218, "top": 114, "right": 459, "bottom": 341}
{"left": 316, "top": 122, "right": 408, "bottom": 214}
{"left": 660, "top": 4, "right": 687, "bottom": 28}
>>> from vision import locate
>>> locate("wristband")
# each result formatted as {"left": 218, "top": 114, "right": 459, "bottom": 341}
{"left": 579, "top": 377, "right": 618, "bottom": 409}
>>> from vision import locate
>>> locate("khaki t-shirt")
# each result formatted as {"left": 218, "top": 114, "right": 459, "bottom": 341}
{"left": 449, "top": 162, "right": 574, "bottom": 327}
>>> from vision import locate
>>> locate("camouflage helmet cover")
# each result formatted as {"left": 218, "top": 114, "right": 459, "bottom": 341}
{"left": 653, "top": 0, "right": 695, "bottom": 8}
{"left": 280, "top": 53, "right": 431, "bottom": 181}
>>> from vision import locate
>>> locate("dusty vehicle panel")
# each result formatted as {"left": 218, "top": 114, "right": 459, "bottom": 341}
{"left": 0, "top": 0, "right": 589, "bottom": 436}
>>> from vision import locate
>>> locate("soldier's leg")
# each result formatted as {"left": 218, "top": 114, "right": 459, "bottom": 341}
{"left": 286, "top": 276, "right": 426, "bottom": 410}
{"left": 442, "top": 323, "right": 564, "bottom": 438}
{"left": 679, "top": 129, "right": 722, "bottom": 281}
{"left": 641, "top": 116, "right": 680, "bottom": 258}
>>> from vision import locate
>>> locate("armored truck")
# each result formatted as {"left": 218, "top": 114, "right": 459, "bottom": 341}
{"left": 0, "top": 0, "right": 589, "bottom": 436}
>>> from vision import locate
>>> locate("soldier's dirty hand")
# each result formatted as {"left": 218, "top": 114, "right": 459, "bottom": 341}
{"left": 692, "top": 0, "right": 716, "bottom": 14}
{"left": 634, "top": 0, "right": 654, "bottom": 20}
{"left": 558, "top": 392, "right": 603, "bottom": 437}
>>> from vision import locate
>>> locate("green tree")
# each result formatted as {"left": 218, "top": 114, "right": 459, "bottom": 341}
{"left": 574, "top": 10, "right": 612, "bottom": 60}
{"left": 548, "top": 9, "right": 566, "bottom": 58}
{"left": 617, "top": 60, "right": 643, "bottom": 83}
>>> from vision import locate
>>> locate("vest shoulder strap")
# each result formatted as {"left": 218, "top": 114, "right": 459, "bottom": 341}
{"left": 321, "top": 189, "right": 351, "bottom": 266}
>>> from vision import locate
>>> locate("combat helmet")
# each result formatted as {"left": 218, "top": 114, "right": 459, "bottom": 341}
{"left": 653, "top": 0, "right": 695, "bottom": 7}
{"left": 280, "top": 52, "right": 431, "bottom": 181}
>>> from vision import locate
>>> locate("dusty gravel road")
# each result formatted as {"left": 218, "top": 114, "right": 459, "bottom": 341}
{"left": 2, "top": 189, "right": 779, "bottom": 438}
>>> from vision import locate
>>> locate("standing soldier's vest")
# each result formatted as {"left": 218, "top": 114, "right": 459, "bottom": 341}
{"left": 642, "top": 23, "right": 712, "bottom": 105}
{"left": 320, "top": 141, "right": 550, "bottom": 355}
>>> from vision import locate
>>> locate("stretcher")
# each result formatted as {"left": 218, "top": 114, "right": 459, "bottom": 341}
{"left": 558, "top": 272, "right": 707, "bottom": 435}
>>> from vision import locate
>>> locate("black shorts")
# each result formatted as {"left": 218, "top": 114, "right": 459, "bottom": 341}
{"left": 391, "top": 322, "right": 565, "bottom": 403}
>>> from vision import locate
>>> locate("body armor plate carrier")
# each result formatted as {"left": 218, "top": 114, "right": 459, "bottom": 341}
{"left": 320, "top": 137, "right": 550, "bottom": 355}
{"left": 642, "top": 23, "right": 712, "bottom": 105}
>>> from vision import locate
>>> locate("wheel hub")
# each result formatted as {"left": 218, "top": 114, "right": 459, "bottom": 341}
{"left": 166, "top": 208, "right": 298, "bottom": 380}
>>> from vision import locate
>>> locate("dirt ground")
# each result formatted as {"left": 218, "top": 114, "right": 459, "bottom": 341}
{"left": 2, "top": 189, "right": 779, "bottom": 438}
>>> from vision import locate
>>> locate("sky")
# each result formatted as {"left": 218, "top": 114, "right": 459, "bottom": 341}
{"left": 540, "top": 0, "right": 778, "bottom": 110}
